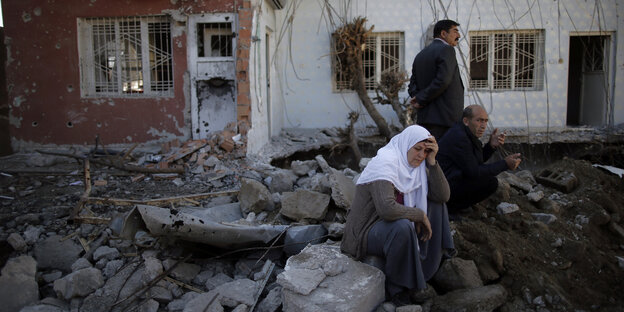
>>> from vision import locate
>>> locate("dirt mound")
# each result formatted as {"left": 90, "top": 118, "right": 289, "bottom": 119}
{"left": 453, "top": 158, "right": 624, "bottom": 311}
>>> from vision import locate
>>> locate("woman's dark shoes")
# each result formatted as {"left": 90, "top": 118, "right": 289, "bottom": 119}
{"left": 390, "top": 291, "right": 412, "bottom": 306}
{"left": 409, "top": 284, "right": 437, "bottom": 303}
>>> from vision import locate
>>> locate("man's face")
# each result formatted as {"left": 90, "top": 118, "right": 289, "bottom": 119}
{"left": 441, "top": 25, "right": 461, "bottom": 47}
{"left": 463, "top": 107, "right": 488, "bottom": 138}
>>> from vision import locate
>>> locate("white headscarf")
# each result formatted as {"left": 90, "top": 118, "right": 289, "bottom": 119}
{"left": 357, "top": 125, "right": 430, "bottom": 214}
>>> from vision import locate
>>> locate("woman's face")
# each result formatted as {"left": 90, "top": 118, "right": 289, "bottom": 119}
{"left": 407, "top": 141, "right": 429, "bottom": 167}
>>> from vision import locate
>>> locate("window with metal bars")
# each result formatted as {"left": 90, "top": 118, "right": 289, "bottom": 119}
{"left": 334, "top": 32, "right": 404, "bottom": 91}
{"left": 469, "top": 30, "right": 544, "bottom": 91}
{"left": 197, "top": 22, "right": 233, "bottom": 57}
{"left": 78, "top": 16, "right": 173, "bottom": 97}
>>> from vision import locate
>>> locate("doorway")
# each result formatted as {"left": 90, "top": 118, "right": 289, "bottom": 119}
{"left": 566, "top": 35, "right": 611, "bottom": 126}
{"left": 187, "top": 14, "right": 237, "bottom": 138}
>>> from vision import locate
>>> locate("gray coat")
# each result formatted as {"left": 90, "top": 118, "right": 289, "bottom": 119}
{"left": 408, "top": 39, "right": 464, "bottom": 128}
{"left": 340, "top": 162, "right": 450, "bottom": 260}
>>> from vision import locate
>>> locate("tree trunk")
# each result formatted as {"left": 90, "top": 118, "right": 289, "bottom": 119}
{"left": 352, "top": 60, "right": 392, "bottom": 140}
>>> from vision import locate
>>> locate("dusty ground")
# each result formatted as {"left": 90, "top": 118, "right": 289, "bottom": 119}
{"left": 1, "top": 142, "right": 623, "bottom": 311}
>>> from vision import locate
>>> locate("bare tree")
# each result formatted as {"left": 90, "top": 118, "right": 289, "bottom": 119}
{"left": 373, "top": 70, "right": 412, "bottom": 130}
{"left": 333, "top": 17, "right": 393, "bottom": 141}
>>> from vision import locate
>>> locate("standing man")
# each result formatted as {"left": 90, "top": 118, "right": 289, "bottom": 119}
{"left": 437, "top": 105, "right": 522, "bottom": 216}
{"left": 408, "top": 19, "right": 464, "bottom": 140}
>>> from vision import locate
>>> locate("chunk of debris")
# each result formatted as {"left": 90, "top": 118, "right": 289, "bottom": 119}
{"left": 496, "top": 202, "right": 520, "bottom": 215}
{"left": 432, "top": 258, "right": 483, "bottom": 292}
{"left": 535, "top": 169, "right": 578, "bottom": 193}
{"left": 121, "top": 205, "right": 288, "bottom": 249}
{"left": 431, "top": 284, "right": 507, "bottom": 312}
{"left": 278, "top": 243, "right": 385, "bottom": 312}
{"left": 532, "top": 213, "right": 557, "bottom": 225}
{"left": 238, "top": 178, "right": 274, "bottom": 215}
{"left": 283, "top": 225, "right": 328, "bottom": 256}
{"left": 280, "top": 190, "right": 330, "bottom": 221}
{"left": 53, "top": 267, "right": 104, "bottom": 300}
{"left": 0, "top": 256, "right": 39, "bottom": 312}
{"left": 328, "top": 170, "right": 356, "bottom": 210}
{"left": 33, "top": 235, "right": 83, "bottom": 272}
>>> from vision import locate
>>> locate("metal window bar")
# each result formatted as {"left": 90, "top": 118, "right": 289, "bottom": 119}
{"left": 85, "top": 16, "right": 172, "bottom": 97}
{"left": 469, "top": 30, "right": 543, "bottom": 91}
{"left": 198, "top": 23, "right": 233, "bottom": 57}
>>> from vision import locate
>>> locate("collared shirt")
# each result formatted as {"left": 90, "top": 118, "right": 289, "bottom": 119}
{"left": 434, "top": 37, "right": 450, "bottom": 46}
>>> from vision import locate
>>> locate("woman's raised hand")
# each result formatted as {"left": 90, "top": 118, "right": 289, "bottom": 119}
{"left": 425, "top": 135, "right": 438, "bottom": 166}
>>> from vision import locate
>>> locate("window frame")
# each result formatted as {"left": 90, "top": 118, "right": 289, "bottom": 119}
{"left": 77, "top": 15, "right": 174, "bottom": 98}
{"left": 333, "top": 31, "right": 405, "bottom": 92}
{"left": 469, "top": 29, "right": 545, "bottom": 91}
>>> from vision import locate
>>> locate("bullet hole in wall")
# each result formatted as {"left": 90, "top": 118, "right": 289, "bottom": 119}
{"left": 66, "top": 122, "right": 73, "bottom": 128}
{"left": 67, "top": 85, "right": 74, "bottom": 92}
{"left": 32, "top": 121, "right": 38, "bottom": 127}
{"left": 96, "top": 122, "right": 102, "bottom": 128}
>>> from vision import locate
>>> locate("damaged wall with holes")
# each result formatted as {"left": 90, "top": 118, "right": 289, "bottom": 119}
{"left": 3, "top": 0, "right": 253, "bottom": 151}
{"left": 259, "top": 0, "right": 624, "bottom": 133}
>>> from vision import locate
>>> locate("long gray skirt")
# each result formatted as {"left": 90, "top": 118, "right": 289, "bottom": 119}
{"left": 367, "top": 201, "right": 455, "bottom": 296}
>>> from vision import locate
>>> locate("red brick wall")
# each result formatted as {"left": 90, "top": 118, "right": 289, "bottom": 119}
{"left": 2, "top": 0, "right": 243, "bottom": 147}
{"left": 236, "top": 0, "right": 252, "bottom": 122}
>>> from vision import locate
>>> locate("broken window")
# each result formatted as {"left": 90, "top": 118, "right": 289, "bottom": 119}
{"left": 78, "top": 16, "right": 173, "bottom": 97}
{"left": 334, "top": 32, "right": 404, "bottom": 91}
{"left": 197, "top": 22, "right": 234, "bottom": 57}
{"left": 469, "top": 30, "right": 544, "bottom": 91}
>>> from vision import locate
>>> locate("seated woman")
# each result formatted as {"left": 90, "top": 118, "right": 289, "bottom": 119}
{"left": 341, "top": 125, "right": 455, "bottom": 304}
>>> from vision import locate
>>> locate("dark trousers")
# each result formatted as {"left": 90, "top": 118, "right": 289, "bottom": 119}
{"left": 420, "top": 123, "right": 449, "bottom": 141}
{"left": 447, "top": 175, "right": 498, "bottom": 213}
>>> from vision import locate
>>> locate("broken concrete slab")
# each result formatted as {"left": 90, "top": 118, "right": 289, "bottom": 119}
{"left": 0, "top": 256, "right": 39, "bottom": 312}
{"left": 256, "top": 286, "right": 282, "bottom": 312}
{"left": 291, "top": 160, "right": 319, "bottom": 176}
{"left": 162, "top": 259, "right": 201, "bottom": 284}
{"left": 33, "top": 235, "right": 83, "bottom": 272}
{"left": 527, "top": 190, "right": 544, "bottom": 202}
{"left": 280, "top": 190, "right": 330, "bottom": 221}
{"left": 283, "top": 225, "right": 328, "bottom": 256}
{"left": 53, "top": 267, "right": 104, "bottom": 300}
{"left": 205, "top": 273, "right": 234, "bottom": 291}
{"left": 532, "top": 213, "right": 557, "bottom": 225}
{"left": 93, "top": 246, "right": 120, "bottom": 261}
{"left": 328, "top": 170, "right": 356, "bottom": 210}
{"left": 212, "top": 278, "right": 259, "bottom": 307}
{"left": 277, "top": 268, "right": 326, "bottom": 296}
{"left": 267, "top": 169, "right": 298, "bottom": 193}
{"left": 182, "top": 291, "right": 222, "bottom": 312}
{"left": 122, "top": 205, "right": 288, "bottom": 249}
{"left": 239, "top": 178, "right": 274, "bottom": 215}
{"left": 430, "top": 284, "right": 507, "bottom": 312}
{"left": 296, "top": 173, "right": 331, "bottom": 194}
{"left": 497, "top": 202, "right": 520, "bottom": 215}
{"left": 432, "top": 258, "right": 483, "bottom": 292}
{"left": 497, "top": 172, "right": 533, "bottom": 193}
{"left": 7, "top": 232, "right": 27, "bottom": 251}
{"left": 81, "top": 262, "right": 145, "bottom": 312}
{"left": 278, "top": 243, "right": 385, "bottom": 312}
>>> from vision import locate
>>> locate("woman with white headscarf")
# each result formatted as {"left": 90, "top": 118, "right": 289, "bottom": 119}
{"left": 341, "top": 125, "right": 455, "bottom": 305}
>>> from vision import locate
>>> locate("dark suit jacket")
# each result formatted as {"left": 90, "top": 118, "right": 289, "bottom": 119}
{"left": 408, "top": 39, "right": 464, "bottom": 128}
{"left": 437, "top": 123, "right": 507, "bottom": 185}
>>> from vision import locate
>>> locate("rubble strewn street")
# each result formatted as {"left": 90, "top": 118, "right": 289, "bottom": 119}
{"left": 0, "top": 130, "right": 623, "bottom": 312}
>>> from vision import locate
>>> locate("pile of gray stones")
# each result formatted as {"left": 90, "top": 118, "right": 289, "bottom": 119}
{"left": 0, "top": 153, "right": 533, "bottom": 312}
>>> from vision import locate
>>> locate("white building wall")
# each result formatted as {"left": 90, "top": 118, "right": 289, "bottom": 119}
{"left": 249, "top": 0, "right": 624, "bottom": 152}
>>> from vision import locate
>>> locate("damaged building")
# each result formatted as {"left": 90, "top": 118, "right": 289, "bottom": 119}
{"left": 1, "top": 1, "right": 624, "bottom": 312}
{"left": 1, "top": 0, "right": 622, "bottom": 153}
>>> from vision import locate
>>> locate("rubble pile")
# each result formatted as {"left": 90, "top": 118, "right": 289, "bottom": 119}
{"left": 0, "top": 134, "right": 623, "bottom": 311}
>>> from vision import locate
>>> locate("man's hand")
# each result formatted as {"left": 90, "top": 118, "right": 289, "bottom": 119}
{"left": 504, "top": 153, "right": 522, "bottom": 170}
{"left": 415, "top": 215, "right": 432, "bottom": 241}
{"left": 409, "top": 97, "right": 423, "bottom": 109}
{"left": 489, "top": 128, "right": 506, "bottom": 148}
{"left": 425, "top": 135, "right": 438, "bottom": 166}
